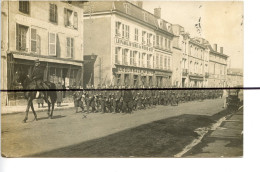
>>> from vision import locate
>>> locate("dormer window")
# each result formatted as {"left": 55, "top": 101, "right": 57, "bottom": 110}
{"left": 124, "top": 3, "right": 130, "bottom": 14}
{"left": 143, "top": 12, "right": 148, "bottom": 22}
{"left": 158, "top": 19, "right": 163, "bottom": 28}
{"left": 166, "top": 23, "right": 172, "bottom": 32}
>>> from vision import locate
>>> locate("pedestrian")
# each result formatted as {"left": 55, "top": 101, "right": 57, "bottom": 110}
{"left": 73, "top": 89, "right": 84, "bottom": 113}
{"left": 56, "top": 82, "right": 63, "bottom": 107}
{"left": 222, "top": 89, "right": 228, "bottom": 108}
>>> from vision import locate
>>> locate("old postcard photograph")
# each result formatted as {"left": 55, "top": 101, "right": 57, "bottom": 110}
{"left": 1, "top": 0, "right": 243, "bottom": 158}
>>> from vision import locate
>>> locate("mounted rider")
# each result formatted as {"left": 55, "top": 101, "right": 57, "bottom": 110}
{"left": 30, "top": 59, "right": 48, "bottom": 98}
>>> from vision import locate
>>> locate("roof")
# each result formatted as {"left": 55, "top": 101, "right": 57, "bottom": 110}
{"left": 83, "top": 1, "right": 173, "bottom": 36}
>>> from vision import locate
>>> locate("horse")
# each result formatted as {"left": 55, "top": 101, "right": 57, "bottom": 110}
{"left": 15, "top": 69, "right": 57, "bottom": 123}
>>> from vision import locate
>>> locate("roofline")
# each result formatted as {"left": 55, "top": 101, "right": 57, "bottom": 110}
{"left": 210, "top": 50, "right": 229, "bottom": 58}
{"left": 84, "top": 10, "right": 174, "bottom": 37}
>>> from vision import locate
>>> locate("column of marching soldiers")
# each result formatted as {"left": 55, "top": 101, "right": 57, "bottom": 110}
{"left": 73, "top": 85, "right": 223, "bottom": 114}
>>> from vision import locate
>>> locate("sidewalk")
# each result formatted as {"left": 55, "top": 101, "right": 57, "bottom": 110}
{"left": 184, "top": 107, "right": 243, "bottom": 157}
{"left": 1, "top": 102, "right": 74, "bottom": 115}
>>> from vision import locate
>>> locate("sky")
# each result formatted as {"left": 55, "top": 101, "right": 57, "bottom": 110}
{"left": 143, "top": 1, "right": 243, "bottom": 69}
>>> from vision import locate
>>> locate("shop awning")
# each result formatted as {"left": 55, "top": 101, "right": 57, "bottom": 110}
{"left": 12, "top": 53, "right": 83, "bottom": 67}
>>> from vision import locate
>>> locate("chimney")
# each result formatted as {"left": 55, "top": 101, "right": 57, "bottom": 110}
{"left": 154, "top": 7, "right": 161, "bottom": 18}
{"left": 213, "top": 44, "right": 217, "bottom": 51}
{"left": 220, "top": 47, "right": 223, "bottom": 54}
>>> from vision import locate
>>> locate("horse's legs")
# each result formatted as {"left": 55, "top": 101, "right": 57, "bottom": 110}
{"left": 31, "top": 101, "right": 37, "bottom": 121}
{"left": 47, "top": 101, "right": 51, "bottom": 118}
{"left": 23, "top": 98, "right": 32, "bottom": 123}
{"left": 50, "top": 101, "right": 55, "bottom": 119}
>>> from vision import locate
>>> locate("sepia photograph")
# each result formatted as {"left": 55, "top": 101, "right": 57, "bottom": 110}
{"left": 1, "top": 0, "right": 244, "bottom": 159}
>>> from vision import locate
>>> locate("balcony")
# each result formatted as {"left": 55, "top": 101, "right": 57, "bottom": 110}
{"left": 182, "top": 69, "right": 188, "bottom": 76}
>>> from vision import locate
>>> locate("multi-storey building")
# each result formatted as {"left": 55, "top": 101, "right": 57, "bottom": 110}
{"left": 1, "top": 0, "right": 83, "bottom": 105}
{"left": 83, "top": 1, "right": 174, "bottom": 87}
{"left": 208, "top": 44, "right": 229, "bottom": 87}
{"left": 227, "top": 68, "right": 243, "bottom": 87}
{"left": 177, "top": 30, "right": 209, "bottom": 87}
{"left": 171, "top": 24, "right": 184, "bottom": 87}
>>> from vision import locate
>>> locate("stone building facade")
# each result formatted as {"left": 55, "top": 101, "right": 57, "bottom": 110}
{"left": 1, "top": 1, "right": 84, "bottom": 105}
{"left": 83, "top": 1, "right": 174, "bottom": 87}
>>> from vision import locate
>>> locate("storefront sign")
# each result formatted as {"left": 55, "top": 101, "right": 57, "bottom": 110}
{"left": 115, "top": 38, "right": 153, "bottom": 52}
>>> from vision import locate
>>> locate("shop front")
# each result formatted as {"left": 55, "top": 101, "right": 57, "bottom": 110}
{"left": 7, "top": 52, "right": 83, "bottom": 101}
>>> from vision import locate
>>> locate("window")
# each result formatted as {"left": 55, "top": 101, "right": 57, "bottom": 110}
{"left": 147, "top": 33, "right": 149, "bottom": 45}
{"left": 153, "top": 35, "right": 155, "bottom": 46}
{"left": 73, "top": 12, "right": 78, "bottom": 29}
{"left": 138, "top": 52, "right": 141, "bottom": 66}
{"left": 49, "top": 33, "right": 56, "bottom": 56}
{"left": 115, "top": 47, "right": 120, "bottom": 64}
{"left": 168, "top": 40, "right": 171, "bottom": 50}
{"left": 142, "top": 53, "right": 145, "bottom": 67}
{"left": 130, "top": 50, "right": 134, "bottom": 65}
{"left": 31, "top": 28, "right": 37, "bottom": 52}
{"left": 125, "top": 25, "right": 130, "bottom": 39}
{"left": 19, "top": 0, "right": 29, "bottom": 14}
{"left": 160, "top": 36, "right": 163, "bottom": 48}
{"left": 133, "top": 51, "right": 138, "bottom": 66}
{"left": 168, "top": 58, "right": 170, "bottom": 70}
{"left": 142, "top": 31, "right": 146, "bottom": 43}
{"left": 124, "top": 3, "right": 130, "bottom": 14}
{"left": 164, "top": 57, "right": 167, "bottom": 69}
{"left": 160, "top": 55, "right": 163, "bottom": 69}
{"left": 115, "top": 22, "right": 121, "bottom": 36}
{"left": 134, "top": 28, "right": 138, "bottom": 41}
{"left": 122, "top": 49, "right": 128, "bottom": 65}
{"left": 147, "top": 55, "right": 151, "bottom": 68}
{"left": 66, "top": 37, "right": 74, "bottom": 58}
{"left": 165, "top": 38, "right": 167, "bottom": 49}
{"left": 122, "top": 24, "right": 125, "bottom": 38}
{"left": 156, "top": 54, "right": 159, "bottom": 69}
{"left": 143, "top": 12, "right": 148, "bottom": 21}
{"left": 50, "top": 3, "right": 58, "bottom": 23}
{"left": 156, "top": 35, "right": 159, "bottom": 47}
{"left": 16, "top": 24, "right": 29, "bottom": 51}
{"left": 153, "top": 55, "right": 155, "bottom": 68}
{"left": 64, "top": 8, "right": 78, "bottom": 29}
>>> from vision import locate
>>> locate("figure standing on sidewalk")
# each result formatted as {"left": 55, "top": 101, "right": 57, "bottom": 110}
{"left": 222, "top": 89, "right": 228, "bottom": 108}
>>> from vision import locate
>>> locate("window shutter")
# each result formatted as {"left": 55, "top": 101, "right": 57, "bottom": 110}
{"left": 64, "top": 8, "right": 67, "bottom": 26}
{"left": 73, "top": 12, "right": 78, "bottom": 29}
{"left": 49, "top": 33, "right": 56, "bottom": 56}
{"left": 54, "top": 4, "right": 57, "bottom": 23}
{"left": 31, "top": 28, "right": 37, "bottom": 52}
{"left": 66, "top": 37, "right": 70, "bottom": 57}
{"left": 71, "top": 38, "right": 74, "bottom": 58}
{"left": 16, "top": 24, "right": 20, "bottom": 50}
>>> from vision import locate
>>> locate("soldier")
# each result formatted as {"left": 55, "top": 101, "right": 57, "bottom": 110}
{"left": 122, "top": 85, "right": 133, "bottom": 113}
{"left": 73, "top": 88, "right": 84, "bottom": 113}
{"left": 84, "top": 85, "right": 91, "bottom": 114}
{"left": 30, "top": 59, "right": 49, "bottom": 98}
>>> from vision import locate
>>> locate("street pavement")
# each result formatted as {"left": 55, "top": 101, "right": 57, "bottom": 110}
{"left": 2, "top": 98, "right": 225, "bottom": 157}
{"left": 184, "top": 107, "right": 243, "bottom": 157}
